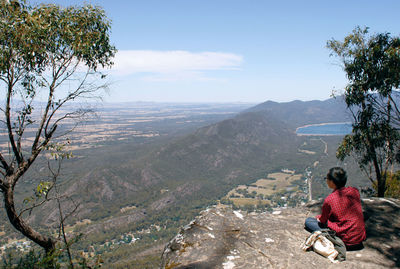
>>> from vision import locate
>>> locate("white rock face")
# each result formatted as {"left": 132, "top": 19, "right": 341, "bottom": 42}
{"left": 233, "top": 210, "right": 244, "bottom": 219}
{"left": 265, "top": 237, "right": 274, "bottom": 243}
{"left": 222, "top": 260, "right": 235, "bottom": 269}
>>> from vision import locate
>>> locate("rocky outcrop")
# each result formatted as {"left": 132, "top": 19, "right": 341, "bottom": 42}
{"left": 161, "top": 198, "right": 400, "bottom": 269}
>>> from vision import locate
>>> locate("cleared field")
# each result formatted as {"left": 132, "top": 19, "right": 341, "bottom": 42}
{"left": 267, "top": 172, "right": 302, "bottom": 181}
{"left": 226, "top": 172, "right": 304, "bottom": 205}
{"left": 250, "top": 173, "right": 302, "bottom": 195}
{"left": 229, "top": 198, "right": 270, "bottom": 206}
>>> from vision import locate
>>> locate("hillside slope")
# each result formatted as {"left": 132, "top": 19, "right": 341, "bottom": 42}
{"left": 61, "top": 100, "right": 347, "bottom": 227}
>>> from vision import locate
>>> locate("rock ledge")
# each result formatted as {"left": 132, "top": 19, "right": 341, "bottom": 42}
{"left": 161, "top": 198, "right": 400, "bottom": 269}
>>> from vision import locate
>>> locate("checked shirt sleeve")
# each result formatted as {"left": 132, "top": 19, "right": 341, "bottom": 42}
{"left": 318, "top": 198, "right": 331, "bottom": 224}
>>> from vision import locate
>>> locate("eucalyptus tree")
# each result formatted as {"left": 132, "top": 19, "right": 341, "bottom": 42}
{"left": 0, "top": 0, "right": 116, "bottom": 254}
{"left": 327, "top": 26, "right": 400, "bottom": 197}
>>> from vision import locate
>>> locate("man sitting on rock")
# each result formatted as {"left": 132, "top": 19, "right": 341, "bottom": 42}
{"left": 305, "top": 167, "right": 366, "bottom": 250}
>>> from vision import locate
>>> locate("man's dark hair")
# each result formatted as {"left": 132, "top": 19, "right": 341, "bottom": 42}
{"left": 327, "top": 167, "right": 347, "bottom": 188}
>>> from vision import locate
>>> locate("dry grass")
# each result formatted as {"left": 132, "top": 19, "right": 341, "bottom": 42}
{"left": 229, "top": 198, "right": 270, "bottom": 206}
{"left": 64, "top": 219, "right": 92, "bottom": 233}
{"left": 120, "top": 205, "right": 137, "bottom": 213}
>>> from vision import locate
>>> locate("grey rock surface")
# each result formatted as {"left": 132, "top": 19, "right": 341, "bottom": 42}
{"left": 161, "top": 198, "right": 400, "bottom": 268}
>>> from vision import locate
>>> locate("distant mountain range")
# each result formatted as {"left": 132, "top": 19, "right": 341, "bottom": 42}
{"left": 244, "top": 98, "right": 349, "bottom": 127}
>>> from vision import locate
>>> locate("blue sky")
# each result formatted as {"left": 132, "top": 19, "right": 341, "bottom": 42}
{"left": 33, "top": 0, "right": 400, "bottom": 103}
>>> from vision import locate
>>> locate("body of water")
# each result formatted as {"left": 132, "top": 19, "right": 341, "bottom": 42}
{"left": 296, "top": 122, "right": 352, "bottom": 136}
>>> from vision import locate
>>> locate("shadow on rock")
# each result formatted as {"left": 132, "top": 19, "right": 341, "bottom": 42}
{"left": 362, "top": 198, "right": 400, "bottom": 268}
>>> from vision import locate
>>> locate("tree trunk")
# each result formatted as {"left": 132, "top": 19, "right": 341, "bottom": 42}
{"left": 371, "top": 155, "right": 385, "bottom": 197}
{"left": 376, "top": 172, "right": 386, "bottom": 197}
{"left": 3, "top": 185, "right": 56, "bottom": 253}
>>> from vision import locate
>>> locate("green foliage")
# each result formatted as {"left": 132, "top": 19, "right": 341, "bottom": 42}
{"left": 1, "top": 249, "right": 60, "bottom": 269}
{"left": 0, "top": 0, "right": 115, "bottom": 76}
{"left": 373, "top": 171, "right": 400, "bottom": 198}
{"left": 22, "top": 181, "right": 53, "bottom": 206}
{"left": 45, "top": 141, "right": 74, "bottom": 161}
{"left": 1, "top": 247, "right": 105, "bottom": 269}
{"left": 328, "top": 26, "right": 400, "bottom": 197}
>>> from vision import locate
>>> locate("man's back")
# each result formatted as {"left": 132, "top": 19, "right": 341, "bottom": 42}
{"left": 322, "top": 187, "right": 366, "bottom": 245}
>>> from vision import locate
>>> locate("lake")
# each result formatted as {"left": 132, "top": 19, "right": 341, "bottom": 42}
{"left": 296, "top": 122, "right": 352, "bottom": 136}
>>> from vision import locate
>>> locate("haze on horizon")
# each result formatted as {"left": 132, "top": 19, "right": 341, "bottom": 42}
{"left": 32, "top": 0, "right": 400, "bottom": 104}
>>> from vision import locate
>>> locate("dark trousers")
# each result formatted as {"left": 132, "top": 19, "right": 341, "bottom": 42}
{"left": 304, "top": 217, "right": 326, "bottom": 233}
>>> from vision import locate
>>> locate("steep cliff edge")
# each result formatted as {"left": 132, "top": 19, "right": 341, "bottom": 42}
{"left": 161, "top": 198, "right": 400, "bottom": 269}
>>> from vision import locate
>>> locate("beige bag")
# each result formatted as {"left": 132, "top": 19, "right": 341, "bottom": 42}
{"left": 301, "top": 231, "right": 339, "bottom": 263}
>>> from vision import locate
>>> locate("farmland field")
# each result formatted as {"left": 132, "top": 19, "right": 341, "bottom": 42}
{"left": 225, "top": 171, "right": 306, "bottom": 207}
{"left": 228, "top": 198, "right": 270, "bottom": 206}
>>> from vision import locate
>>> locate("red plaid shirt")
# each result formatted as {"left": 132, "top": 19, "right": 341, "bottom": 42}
{"left": 317, "top": 186, "right": 366, "bottom": 245}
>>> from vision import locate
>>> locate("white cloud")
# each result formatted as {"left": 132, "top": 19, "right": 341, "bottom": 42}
{"left": 109, "top": 50, "right": 243, "bottom": 80}
{"left": 140, "top": 71, "right": 229, "bottom": 82}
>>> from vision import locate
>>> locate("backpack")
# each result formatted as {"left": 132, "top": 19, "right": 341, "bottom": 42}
{"left": 301, "top": 230, "right": 340, "bottom": 263}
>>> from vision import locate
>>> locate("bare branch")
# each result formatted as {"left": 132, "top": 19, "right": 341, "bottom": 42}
{"left": 359, "top": 165, "right": 375, "bottom": 184}
{"left": 0, "top": 180, "right": 6, "bottom": 192}
{"left": 15, "top": 94, "right": 35, "bottom": 155}
{"left": 57, "top": 195, "right": 78, "bottom": 269}
{"left": 31, "top": 84, "right": 55, "bottom": 153}
{"left": 30, "top": 55, "right": 70, "bottom": 153}
{"left": 53, "top": 55, "right": 78, "bottom": 90}
{"left": 18, "top": 196, "right": 57, "bottom": 219}
{"left": 33, "top": 130, "right": 57, "bottom": 161}
{"left": 388, "top": 94, "right": 400, "bottom": 126}
{"left": 0, "top": 152, "right": 10, "bottom": 172}
{"left": 389, "top": 93, "right": 400, "bottom": 115}
{"left": 5, "top": 89, "right": 23, "bottom": 165}
{"left": 47, "top": 153, "right": 77, "bottom": 268}
{"left": 42, "top": 69, "right": 104, "bottom": 141}
{"left": 65, "top": 200, "right": 80, "bottom": 221}
{"left": 32, "top": 58, "right": 84, "bottom": 154}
